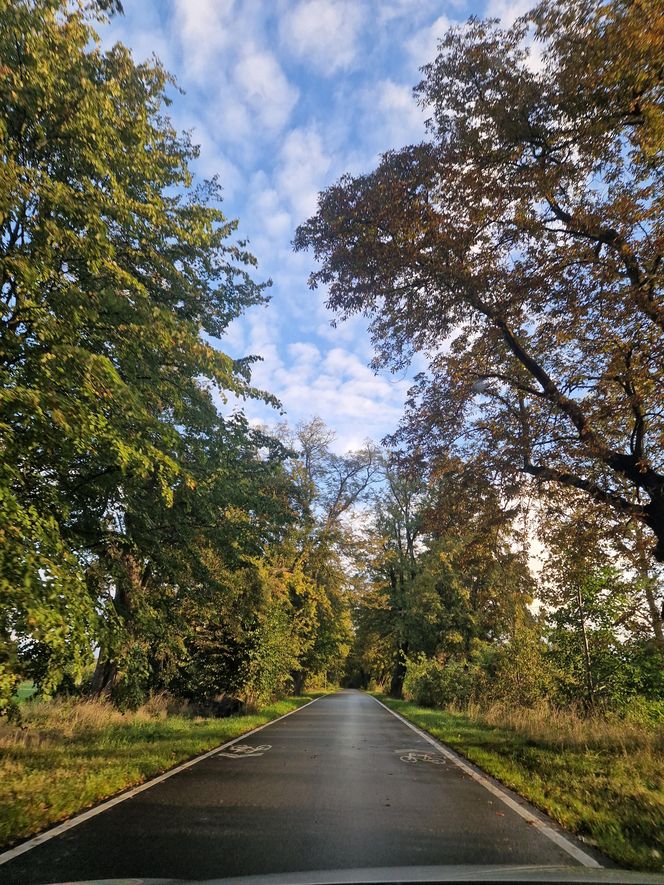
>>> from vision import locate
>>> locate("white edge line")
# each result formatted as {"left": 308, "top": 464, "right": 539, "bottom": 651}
{"left": 372, "top": 695, "right": 602, "bottom": 870}
{"left": 0, "top": 694, "right": 325, "bottom": 867}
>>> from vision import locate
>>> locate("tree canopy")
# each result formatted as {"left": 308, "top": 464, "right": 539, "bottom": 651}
{"left": 295, "top": 0, "right": 664, "bottom": 562}
{"left": 0, "top": 1, "right": 345, "bottom": 710}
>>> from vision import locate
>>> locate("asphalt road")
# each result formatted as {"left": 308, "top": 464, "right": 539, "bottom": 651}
{"left": 0, "top": 690, "right": 606, "bottom": 883}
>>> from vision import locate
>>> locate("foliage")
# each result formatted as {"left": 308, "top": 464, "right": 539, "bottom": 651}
{"left": 270, "top": 418, "right": 376, "bottom": 692}
{"left": 0, "top": 0, "right": 298, "bottom": 711}
{"left": 346, "top": 457, "right": 535, "bottom": 697}
{"left": 244, "top": 603, "right": 299, "bottom": 707}
{"left": 546, "top": 568, "right": 661, "bottom": 710}
{"left": 403, "top": 655, "right": 480, "bottom": 708}
{"left": 295, "top": 0, "right": 664, "bottom": 563}
{"left": 0, "top": 480, "right": 97, "bottom": 703}
{"left": 484, "top": 625, "right": 556, "bottom": 708}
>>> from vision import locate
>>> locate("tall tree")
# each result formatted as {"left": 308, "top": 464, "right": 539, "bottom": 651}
{"left": 538, "top": 491, "right": 664, "bottom": 654}
{"left": 0, "top": 0, "right": 272, "bottom": 708}
{"left": 346, "top": 456, "right": 533, "bottom": 696}
{"left": 294, "top": 0, "right": 664, "bottom": 562}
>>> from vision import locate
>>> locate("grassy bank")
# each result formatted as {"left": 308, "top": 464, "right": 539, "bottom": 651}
{"left": 0, "top": 693, "right": 319, "bottom": 849}
{"left": 376, "top": 695, "right": 664, "bottom": 872}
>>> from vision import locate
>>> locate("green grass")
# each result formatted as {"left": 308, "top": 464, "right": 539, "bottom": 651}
{"left": 0, "top": 694, "right": 320, "bottom": 849}
{"left": 375, "top": 694, "right": 664, "bottom": 872}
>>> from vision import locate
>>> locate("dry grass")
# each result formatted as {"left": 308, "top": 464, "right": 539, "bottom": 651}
{"left": 0, "top": 695, "right": 184, "bottom": 746}
{"left": 464, "top": 700, "right": 664, "bottom": 755}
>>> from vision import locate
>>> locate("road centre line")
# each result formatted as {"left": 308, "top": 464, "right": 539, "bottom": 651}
{"left": 0, "top": 695, "right": 324, "bottom": 867}
{"left": 372, "top": 695, "right": 602, "bottom": 870}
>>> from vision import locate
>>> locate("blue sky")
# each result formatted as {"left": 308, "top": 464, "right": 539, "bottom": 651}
{"left": 104, "top": 0, "right": 530, "bottom": 452}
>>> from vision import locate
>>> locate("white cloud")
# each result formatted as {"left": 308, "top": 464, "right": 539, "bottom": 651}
{"left": 279, "top": 0, "right": 366, "bottom": 74}
{"left": 485, "top": 0, "right": 535, "bottom": 25}
{"left": 223, "top": 299, "right": 410, "bottom": 453}
{"left": 375, "top": 0, "right": 464, "bottom": 25}
{"left": 233, "top": 50, "right": 299, "bottom": 134}
{"left": 176, "top": 114, "right": 243, "bottom": 197}
{"left": 168, "top": 2, "right": 298, "bottom": 147}
{"left": 247, "top": 186, "right": 293, "bottom": 241}
{"left": 218, "top": 317, "right": 246, "bottom": 355}
{"left": 171, "top": 0, "right": 235, "bottom": 83}
{"left": 406, "top": 14, "right": 454, "bottom": 71}
{"left": 275, "top": 127, "right": 332, "bottom": 222}
{"left": 289, "top": 341, "right": 322, "bottom": 366}
{"left": 100, "top": 2, "right": 174, "bottom": 68}
{"left": 370, "top": 80, "right": 427, "bottom": 147}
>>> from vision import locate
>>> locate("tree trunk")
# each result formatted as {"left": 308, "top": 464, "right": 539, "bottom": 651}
{"left": 644, "top": 497, "right": 664, "bottom": 564}
{"left": 88, "top": 550, "right": 139, "bottom": 699}
{"left": 577, "top": 585, "right": 595, "bottom": 708}
{"left": 292, "top": 670, "right": 306, "bottom": 695}
{"left": 644, "top": 581, "right": 664, "bottom": 653}
{"left": 89, "top": 652, "right": 117, "bottom": 696}
{"left": 389, "top": 642, "right": 409, "bottom": 698}
{"left": 634, "top": 535, "right": 664, "bottom": 653}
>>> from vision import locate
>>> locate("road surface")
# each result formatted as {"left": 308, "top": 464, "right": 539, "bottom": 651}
{"left": 0, "top": 690, "right": 606, "bottom": 883}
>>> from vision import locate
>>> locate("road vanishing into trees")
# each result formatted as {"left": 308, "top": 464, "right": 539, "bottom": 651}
{"left": 0, "top": 691, "right": 608, "bottom": 884}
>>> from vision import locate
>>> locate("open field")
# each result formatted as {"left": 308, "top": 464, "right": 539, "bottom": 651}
{"left": 376, "top": 695, "right": 664, "bottom": 872}
{"left": 0, "top": 694, "right": 318, "bottom": 849}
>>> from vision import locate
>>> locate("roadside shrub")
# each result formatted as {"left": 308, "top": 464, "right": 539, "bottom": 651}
{"left": 403, "top": 655, "right": 479, "bottom": 708}
{"left": 621, "top": 696, "right": 664, "bottom": 727}
{"left": 243, "top": 604, "right": 298, "bottom": 708}
{"left": 485, "top": 627, "right": 556, "bottom": 707}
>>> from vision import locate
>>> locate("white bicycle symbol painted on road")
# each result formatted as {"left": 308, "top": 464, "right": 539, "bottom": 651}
{"left": 217, "top": 744, "right": 271, "bottom": 758}
{"left": 396, "top": 748, "right": 446, "bottom": 765}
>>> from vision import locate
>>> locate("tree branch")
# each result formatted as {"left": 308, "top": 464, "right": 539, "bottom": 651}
{"left": 522, "top": 460, "right": 642, "bottom": 518}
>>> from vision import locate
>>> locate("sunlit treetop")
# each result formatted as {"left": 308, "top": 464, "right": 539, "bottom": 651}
{"left": 295, "top": 0, "right": 664, "bottom": 561}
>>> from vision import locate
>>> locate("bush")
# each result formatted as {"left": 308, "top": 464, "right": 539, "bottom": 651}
{"left": 621, "top": 696, "right": 664, "bottom": 726}
{"left": 243, "top": 604, "right": 298, "bottom": 708}
{"left": 403, "top": 655, "right": 480, "bottom": 708}
{"left": 486, "top": 628, "right": 556, "bottom": 707}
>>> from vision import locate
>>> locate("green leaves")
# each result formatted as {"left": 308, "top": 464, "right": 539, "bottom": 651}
{"left": 0, "top": 478, "right": 97, "bottom": 710}
{"left": 0, "top": 0, "right": 280, "bottom": 709}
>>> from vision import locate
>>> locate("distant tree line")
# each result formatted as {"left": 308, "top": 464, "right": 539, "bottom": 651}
{"left": 342, "top": 457, "right": 664, "bottom": 714}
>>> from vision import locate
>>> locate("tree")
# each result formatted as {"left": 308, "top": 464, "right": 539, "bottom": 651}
{"left": 537, "top": 491, "right": 664, "bottom": 655}
{"left": 545, "top": 567, "right": 645, "bottom": 709}
{"left": 538, "top": 502, "right": 664, "bottom": 708}
{"left": 274, "top": 418, "right": 379, "bottom": 691}
{"left": 85, "top": 416, "right": 293, "bottom": 703}
{"left": 294, "top": 0, "right": 664, "bottom": 562}
{"left": 369, "top": 465, "right": 423, "bottom": 696}
{"left": 346, "top": 456, "right": 533, "bottom": 697}
{"left": 0, "top": 0, "right": 273, "bottom": 708}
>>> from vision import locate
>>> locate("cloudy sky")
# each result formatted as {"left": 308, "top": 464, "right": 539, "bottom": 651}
{"left": 104, "top": 0, "right": 530, "bottom": 452}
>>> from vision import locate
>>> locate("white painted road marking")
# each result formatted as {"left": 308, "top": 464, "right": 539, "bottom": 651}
{"left": 373, "top": 696, "right": 602, "bottom": 869}
{"left": 396, "top": 748, "right": 446, "bottom": 765}
{"left": 217, "top": 743, "right": 271, "bottom": 758}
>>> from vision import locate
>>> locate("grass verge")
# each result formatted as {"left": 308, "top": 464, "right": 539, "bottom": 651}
{"left": 375, "top": 694, "right": 664, "bottom": 872}
{"left": 0, "top": 693, "right": 320, "bottom": 850}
